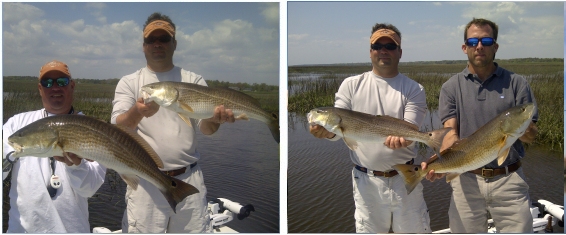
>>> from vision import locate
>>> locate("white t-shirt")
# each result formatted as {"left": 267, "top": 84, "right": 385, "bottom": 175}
{"left": 2, "top": 109, "right": 107, "bottom": 233}
{"left": 333, "top": 71, "right": 427, "bottom": 171}
{"left": 111, "top": 66, "right": 206, "bottom": 170}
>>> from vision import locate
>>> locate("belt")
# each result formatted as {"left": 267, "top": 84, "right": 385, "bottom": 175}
{"left": 354, "top": 159, "right": 414, "bottom": 178}
{"left": 162, "top": 162, "right": 197, "bottom": 177}
{"left": 355, "top": 165, "right": 401, "bottom": 177}
{"left": 468, "top": 161, "right": 521, "bottom": 179}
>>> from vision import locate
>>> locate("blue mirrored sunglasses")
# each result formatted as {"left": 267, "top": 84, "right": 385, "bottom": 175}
{"left": 371, "top": 43, "right": 398, "bottom": 51}
{"left": 40, "top": 77, "right": 70, "bottom": 88}
{"left": 465, "top": 37, "right": 495, "bottom": 47}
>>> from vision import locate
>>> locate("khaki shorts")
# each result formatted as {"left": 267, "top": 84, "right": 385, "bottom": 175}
{"left": 352, "top": 167, "right": 431, "bottom": 233}
{"left": 448, "top": 167, "right": 532, "bottom": 233}
{"left": 121, "top": 165, "right": 211, "bottom": 233}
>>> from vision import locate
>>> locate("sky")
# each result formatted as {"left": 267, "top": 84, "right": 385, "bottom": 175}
{"left": 288, "top": 2, "right": 564, "bottom": 66}
{"left": 2, "top": 2, "right": 280, "bottom": 85}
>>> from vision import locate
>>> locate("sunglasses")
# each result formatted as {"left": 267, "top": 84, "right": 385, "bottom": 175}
{"left": 371, "top": 43, "right": 398, "bottom": 51}
{"left": 40, "top": 77, "right": 70, "bottom": 88}
{"left": 465, "top": 37, "right": 495, "bottom": 47}
{"left": 144, "top": 35, "right": 173, "bottom": 44}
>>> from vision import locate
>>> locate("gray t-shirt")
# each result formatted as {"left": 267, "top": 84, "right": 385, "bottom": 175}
{"left": 439, "top": 62, "right": 538, "bottom": 168}
{"left": 111, "top": 66, "right": 207, "bottom": 170}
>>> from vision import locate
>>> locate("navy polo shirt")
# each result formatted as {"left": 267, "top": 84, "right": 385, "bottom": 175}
{"left": 439, "top": 62, "right": 538, "bottom": 168}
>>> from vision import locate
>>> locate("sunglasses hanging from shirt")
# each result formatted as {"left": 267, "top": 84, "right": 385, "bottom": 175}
{"left": 47, "top": 157, "right": 61, "bottom": 198}
{"left": 2, "top": 151, "right": 16, "bottom": 173}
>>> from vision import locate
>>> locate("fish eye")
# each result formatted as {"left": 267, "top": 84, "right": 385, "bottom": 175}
{"left": 414, "top": 167, "right": 419, "bottom": 171}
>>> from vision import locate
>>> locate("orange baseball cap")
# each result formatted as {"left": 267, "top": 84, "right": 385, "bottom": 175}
{"left": 39, "top": 60, "right": 71, "bottom": 80}
{"left": 143, "top": 20, "right": 175, "bottom": 38}
{"left": 370, "top": 29, "right": 401, "bottom": 46}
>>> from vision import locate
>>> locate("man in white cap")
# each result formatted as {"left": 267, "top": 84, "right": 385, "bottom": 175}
{"left": 112, "top": 12, "right": 234, "bottom": 233}
{"left": 309, "top": 23, "right": 431, "bottom": 233}
{"left": 2, "top": 60, "right": 107, "bottom": 233}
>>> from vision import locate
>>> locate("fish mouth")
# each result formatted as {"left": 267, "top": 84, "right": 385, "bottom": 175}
{"left": 307, "top": 112, "right": 314, "bottom": 124}
{"left": 140, "top": 88, "right": 153, "bottom": 104}
{"left": 8, "top": 141, "right": 23, "bottom": 156}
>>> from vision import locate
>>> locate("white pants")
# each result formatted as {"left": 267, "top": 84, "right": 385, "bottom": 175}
{"left": 121, "top": 165, "right": 211, "bottom": 233}
{"left": 352, "top": 167, "right": 431, "bottom": 233}
{"left": 448, "top": 167, "right": 532, "bottom": 233}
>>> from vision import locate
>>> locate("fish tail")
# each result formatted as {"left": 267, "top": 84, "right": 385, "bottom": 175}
{"left": 162, "top": 177, "right": 200, "bottom": 213}
{"left": 426, "top": 127, "right": 452, "bottom": 158}
{"left": 268, "top": 113, "right": 280, "bottom": 143}
{"left": 392, "top": 164, "right": 425, "bottom": 195}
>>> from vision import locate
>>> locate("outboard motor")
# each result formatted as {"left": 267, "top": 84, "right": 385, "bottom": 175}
{"left": 208, "top": 198, "right": 255, "bottom": 228}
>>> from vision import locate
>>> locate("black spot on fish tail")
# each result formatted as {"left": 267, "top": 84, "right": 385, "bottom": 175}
{"left": 172, "top": 181, "right": 177, "bottom": 187}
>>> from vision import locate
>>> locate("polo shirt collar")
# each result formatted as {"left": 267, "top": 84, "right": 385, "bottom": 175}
{"left": 461, "top": 62, "right": 503, "bottom": 84}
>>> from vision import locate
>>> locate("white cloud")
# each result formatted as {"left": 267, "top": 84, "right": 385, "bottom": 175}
{"left": 461, "top": 2, "right": 525, "bottom": 22}
{"left": 261, "top": 2, "right": 279, "bottom": 25}
{"left": 288, "top": 34, "right": 308, "bottom": 41}
{"left": 86, "top": 2, "right": 106, "bottom": 10}
{"left": 86, "top": 2, "right": 107, "bottom": 24}
{"left": 3, "top": 3, "right": 279, "bottom": 84}
{"left": 176, "top": 18, "right": 278, "bottom": 79}
{"left": 3, "top": 3, "right": 43, "bottom": 24}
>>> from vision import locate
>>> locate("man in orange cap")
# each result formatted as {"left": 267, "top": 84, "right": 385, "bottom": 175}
{"left": 309, "top": 23, "right": 431, "bottom": 233}
{"left": 112, "top": 12, "right": 234, "bottom": 233}
{"left": 2, "top": 60, "right": 107, "bottom": 232}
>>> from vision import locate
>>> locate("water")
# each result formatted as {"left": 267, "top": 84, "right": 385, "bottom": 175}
{"left": 288, "top": 112, "right": 564, "bottom": 233}
{"left": 2, "top": 119, "right": 279, "bottom": 233}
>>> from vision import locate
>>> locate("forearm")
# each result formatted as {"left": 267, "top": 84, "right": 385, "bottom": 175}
{"left": 440, "top": 129, "right": 459, "bottom": 151}
{"left": 440, "top": 118, "right": 459, "bottom": 151}
{"left": 115, "top": 105, "right": 143, "bottom": 131}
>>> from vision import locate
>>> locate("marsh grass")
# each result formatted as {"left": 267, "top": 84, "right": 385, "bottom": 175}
{"left": 288, "top": 61, "right": 564, "bottom": 149}
{"left": 3, "top": 79, "right": 279, "bottom": 124}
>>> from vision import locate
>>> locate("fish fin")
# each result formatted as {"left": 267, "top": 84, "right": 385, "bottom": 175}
{"left": 180, "top": 103, "right": 194, "bottom": 113}
{"left": 426, "top": 127, "right": 452, "bottom": 159}
{"left": 114, "top": 125, "right": 164, "bottom": 168}
{"left": 62, "top": 152, "right": 74, "bottom": 163}
{"left": 445, "top": 173, "right": 461, "bottom": 182}
{"left": 177, "top": 113, "right": 194, "bottom": 128}
{"left": 497, "top": 136, "right": 510, "bottom": 166}
{"left": 342, "top": 137, "right": 358, "bottom": 150}
{"left": 392, "top": 164, "right": 424, "bottom": 195}
{"left": 162, "top": 176, "right": 200, "bottom": 213}
{"left": 268, "top": 118, "right": 280, "bottom": 143}
{"left": 426, "top": 154, "right": 440, "bottom": 165}
{"left": 235, "top": 113, "right": 249, "bottom": 121}
{"left": 120, "top": 174, "right": 140, "bottom": 190}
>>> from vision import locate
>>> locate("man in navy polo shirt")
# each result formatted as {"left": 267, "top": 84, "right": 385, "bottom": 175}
{"left": 423, "top": 18, "right": 538, "bottom": 233}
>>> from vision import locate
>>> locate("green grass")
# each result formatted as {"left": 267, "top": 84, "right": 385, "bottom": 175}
{"left": 3, "top": 79, "right": 279, "bottom": 124}
{"left": 288, "top": 60, "right": 564, "bottom": 150}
